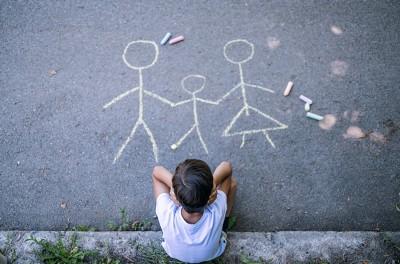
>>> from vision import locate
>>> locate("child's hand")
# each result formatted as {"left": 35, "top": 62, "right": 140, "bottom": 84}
{"left": 170, "top": 187, "right": 181, "bottom": 206}
{"left": 208, "top": 182, "right": 217, "bottom": 205}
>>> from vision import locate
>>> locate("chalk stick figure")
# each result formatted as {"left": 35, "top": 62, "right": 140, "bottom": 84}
{"left": 103, "top": 40, "right": 174, "bottom": 163}
{"left": 170, "top": 75, "right": 219, "bottom": 154}
{"left": 221, "top": 39, "right": 288, "bottom": 148}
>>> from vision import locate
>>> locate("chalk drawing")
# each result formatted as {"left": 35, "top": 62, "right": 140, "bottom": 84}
{"left": 221, "top": 39, "right": 288, "bottom": 148}
{"left": 170, "top": 75, "right": 219, "bottom": 154}
{"left": 103, "top": 40, "right": 174, "bottom": 163}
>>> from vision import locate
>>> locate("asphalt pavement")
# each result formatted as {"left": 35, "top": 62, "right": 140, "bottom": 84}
{"left": 1, "top": 1, "right": 399, "bottom": 231}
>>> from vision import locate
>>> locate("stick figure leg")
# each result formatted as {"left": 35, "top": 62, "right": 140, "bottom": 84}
{"left": 263, "top": 131, "right": 276, "bottom": 148}
{"left": 240, "top": 133, "right": 247, "bottom": 148}
{"left": 171, "top": 124, "right": 196, "bottom": 150}
{"left": 196, "top": 125, "right": 209, "bottom": 154}
{"left": 142, "top": 120, "right": 159, "bottom": 162}
{"left": 114, "top": 120, "right": 141, "bottom": 164}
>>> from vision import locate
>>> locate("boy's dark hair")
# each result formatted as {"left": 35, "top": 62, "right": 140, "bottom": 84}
{"left": 172, "top": 159, "right": 213, "bottom": 213}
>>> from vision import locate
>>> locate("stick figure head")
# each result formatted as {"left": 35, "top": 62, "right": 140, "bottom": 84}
{"left": 181, "top": 75, "right": 206, "bottom": 95}
{"left": 223, "top": 39, "right": 254, "bottom": 64}
{"left": 123, "top": 40, "right": 159, "bottom": 70}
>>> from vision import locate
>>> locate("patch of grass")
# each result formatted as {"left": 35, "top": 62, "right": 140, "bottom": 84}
{"left": 135, "top": 242, "right": 226, "bottom": 263}
{"left": 381, "top": 234, "right": 400, "bottom": 260}
{"left": 240, "top": 253, "right": 272, "bottom": 264}
{"left": 27, "top": 232, "right": 95, "bottom": 263}
{"left": 72, "top": 225, "right": 96, "bottom": 232}
{"left": 136, "top": 242, "right": 184, "bottom": 263}
{"left": 107, "top": 207, "right": 152, "bottom": 231}
{"left": 0, "top": 232, "right": 17, "bottom": 263}
{"left": 227, "top": 216, "right": 236, "bottom": 231}
{"left": 381, "top": 234, "right": 400, "bottom": 252}
{"left": 299, "top": 259, "right": 331, "bottom": 264}
{"left": 91, "top": 239, "right": 122, "bottom": 264}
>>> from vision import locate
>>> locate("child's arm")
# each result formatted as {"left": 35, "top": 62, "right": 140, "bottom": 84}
{"left": 152, "top": 166, "right": 173, "bottom": 200}
{"left": 213, "top": 161, "right": 232, "bottom": 187}
{"left": 208, "top": 161, "right": 232, "bottom": 203}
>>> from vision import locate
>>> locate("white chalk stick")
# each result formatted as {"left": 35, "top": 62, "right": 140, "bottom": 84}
{"left": 300, "top": 95, "right": 313, "bottom": 104}
{"left": 284, "top": 81, "right": 293, "bottom": 96}
{"left": 305, "top": 103, "right": 311, "bottom": 112}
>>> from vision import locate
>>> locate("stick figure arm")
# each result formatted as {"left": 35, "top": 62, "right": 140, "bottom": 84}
{"left": 216, "top": 83, "right": 241, "bottom": 103}
{"left": 144, "top": 90, "right": 175, "bottom": 106}
{"left": 173, "top": 99, "right": 192, "bottom": 107}
{"left": 197, "top": 98, "right": 219, "bottom": 105}
{"left": 245, "top": 83, "right": 275, "bottom": 93}
{"left": 103, "top": 87, "right": 140, "bottom": 109}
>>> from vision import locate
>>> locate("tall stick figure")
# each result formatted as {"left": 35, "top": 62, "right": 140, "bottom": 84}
{"left": 170, "top": 75, "right": 219, "bottom": 154}
{"left": 221, "top": 39, "right": 288, "bottom": 148}
{"left": 103, "top": 40, "right": 174, "bottom": 163}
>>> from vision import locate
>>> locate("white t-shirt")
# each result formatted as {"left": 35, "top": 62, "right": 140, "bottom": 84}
{"left": 156, "top": 190, "right": 227, "bottom": 263}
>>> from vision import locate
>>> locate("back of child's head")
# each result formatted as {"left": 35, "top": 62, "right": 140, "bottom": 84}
{"left": 172, "top": 159, "right": 213, "bottom": 213}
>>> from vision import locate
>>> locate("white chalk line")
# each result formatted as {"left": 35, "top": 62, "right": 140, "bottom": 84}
{"left": 170, "top": 75, "right": 219, "bottom": 154}
{"left": 221, "top": 39, "right": 288, "bottom": 148}
{"left": 144, "top": 89, "right": 174, "bottom": 106}
{"left": 223, "top": 105, "right": 287, "bottom": 136}
{"left": 223, "top": 39, "right": 254, "bottom": 64}
{"left": 113, "top": 120, "right": 140, "bottom": 164}
{"left": 106, "top": 40, "right": 164, "bottom": 163}
{"left": 171, "top": 124, "right": 195, "bottom": 150}
{"left": 103, "top": 87, "right": 139, "bottom": 109}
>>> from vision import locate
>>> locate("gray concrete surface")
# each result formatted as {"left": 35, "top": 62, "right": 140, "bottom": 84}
{"left": 0, "top": 231, "right": 399, "bottom": 263}
{"left": 1, "top": 1, "right": 400, "bottom": 231}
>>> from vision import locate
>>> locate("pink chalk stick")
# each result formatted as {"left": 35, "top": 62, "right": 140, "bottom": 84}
{"left": 169, "top": 36, "right": 184, "bottom": 45}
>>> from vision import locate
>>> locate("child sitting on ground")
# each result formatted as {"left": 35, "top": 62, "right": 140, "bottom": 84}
{"left": 152, "top": 159, "right": 237, "bottom": 263}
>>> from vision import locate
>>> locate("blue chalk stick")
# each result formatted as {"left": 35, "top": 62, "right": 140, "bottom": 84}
{"left": 160, "top": 32, "right": 172, "bottom": 45}
{"left": 306, "top": 112, "right": 324, "bottom": 121}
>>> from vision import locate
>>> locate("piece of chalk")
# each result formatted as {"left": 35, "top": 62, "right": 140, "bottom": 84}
{"left": 169, "top": 35, "right": 184, "bottom": 45}
{"left": 305, "top": 103, "right": 311, "bottom": 112}
{"left": 306, "top": 112, "right": 324, "bottom": 121}
{"left": 171, "top": 144, "right": 177, "bottom": 150}
{"left": 299, "top": 95, "right": 313, "bottom": 104}
{"left": 284, "top": 81, "right": 293, "bottom": 96}
{"left": 160, "top": 32, "right": 172, "bottom": 45}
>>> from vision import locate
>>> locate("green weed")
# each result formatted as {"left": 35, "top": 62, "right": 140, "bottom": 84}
{"left": 107, "top": 207, "right": 152, "bottom": 231}
{"left": 381, "top": 234, "right": 400, "bottom": 252}
{"left": 27, "top": 232, "right": 95, "bottom": 264}
{"left": 240, "top": 253, "right": 272, "bottom": 264}
{"left": 227, "top": 216, "right": 236, "bottom": 231}
{"left": 91, "top": 239, "right": 122, "bottom": 264}
{"left": 72, "top": 225, "right": 96, "bottom": 232}
{"left": 0, "top": 232, "right": 17, "bottom": 263}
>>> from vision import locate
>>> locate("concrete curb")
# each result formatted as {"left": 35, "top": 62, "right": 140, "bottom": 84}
{"left": 0, "top": 231, "right": 399, "bottom": 263}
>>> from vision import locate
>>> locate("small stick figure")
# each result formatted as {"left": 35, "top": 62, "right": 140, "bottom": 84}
{"left": 170, "top": 75, "right": 219, "bottom": 154}
{"left": 221, "top": 39, "right": 288, "bottom": 148}
{"left": 103, "top": 40, "right": 174, "bottom": 163}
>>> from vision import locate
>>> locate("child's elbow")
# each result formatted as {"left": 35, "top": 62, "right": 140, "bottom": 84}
{"left": 221, "top": 161, "right": 232, "bottom": 172}
{"left": 152, "top": 166, "right": 161, "bottom": 180}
